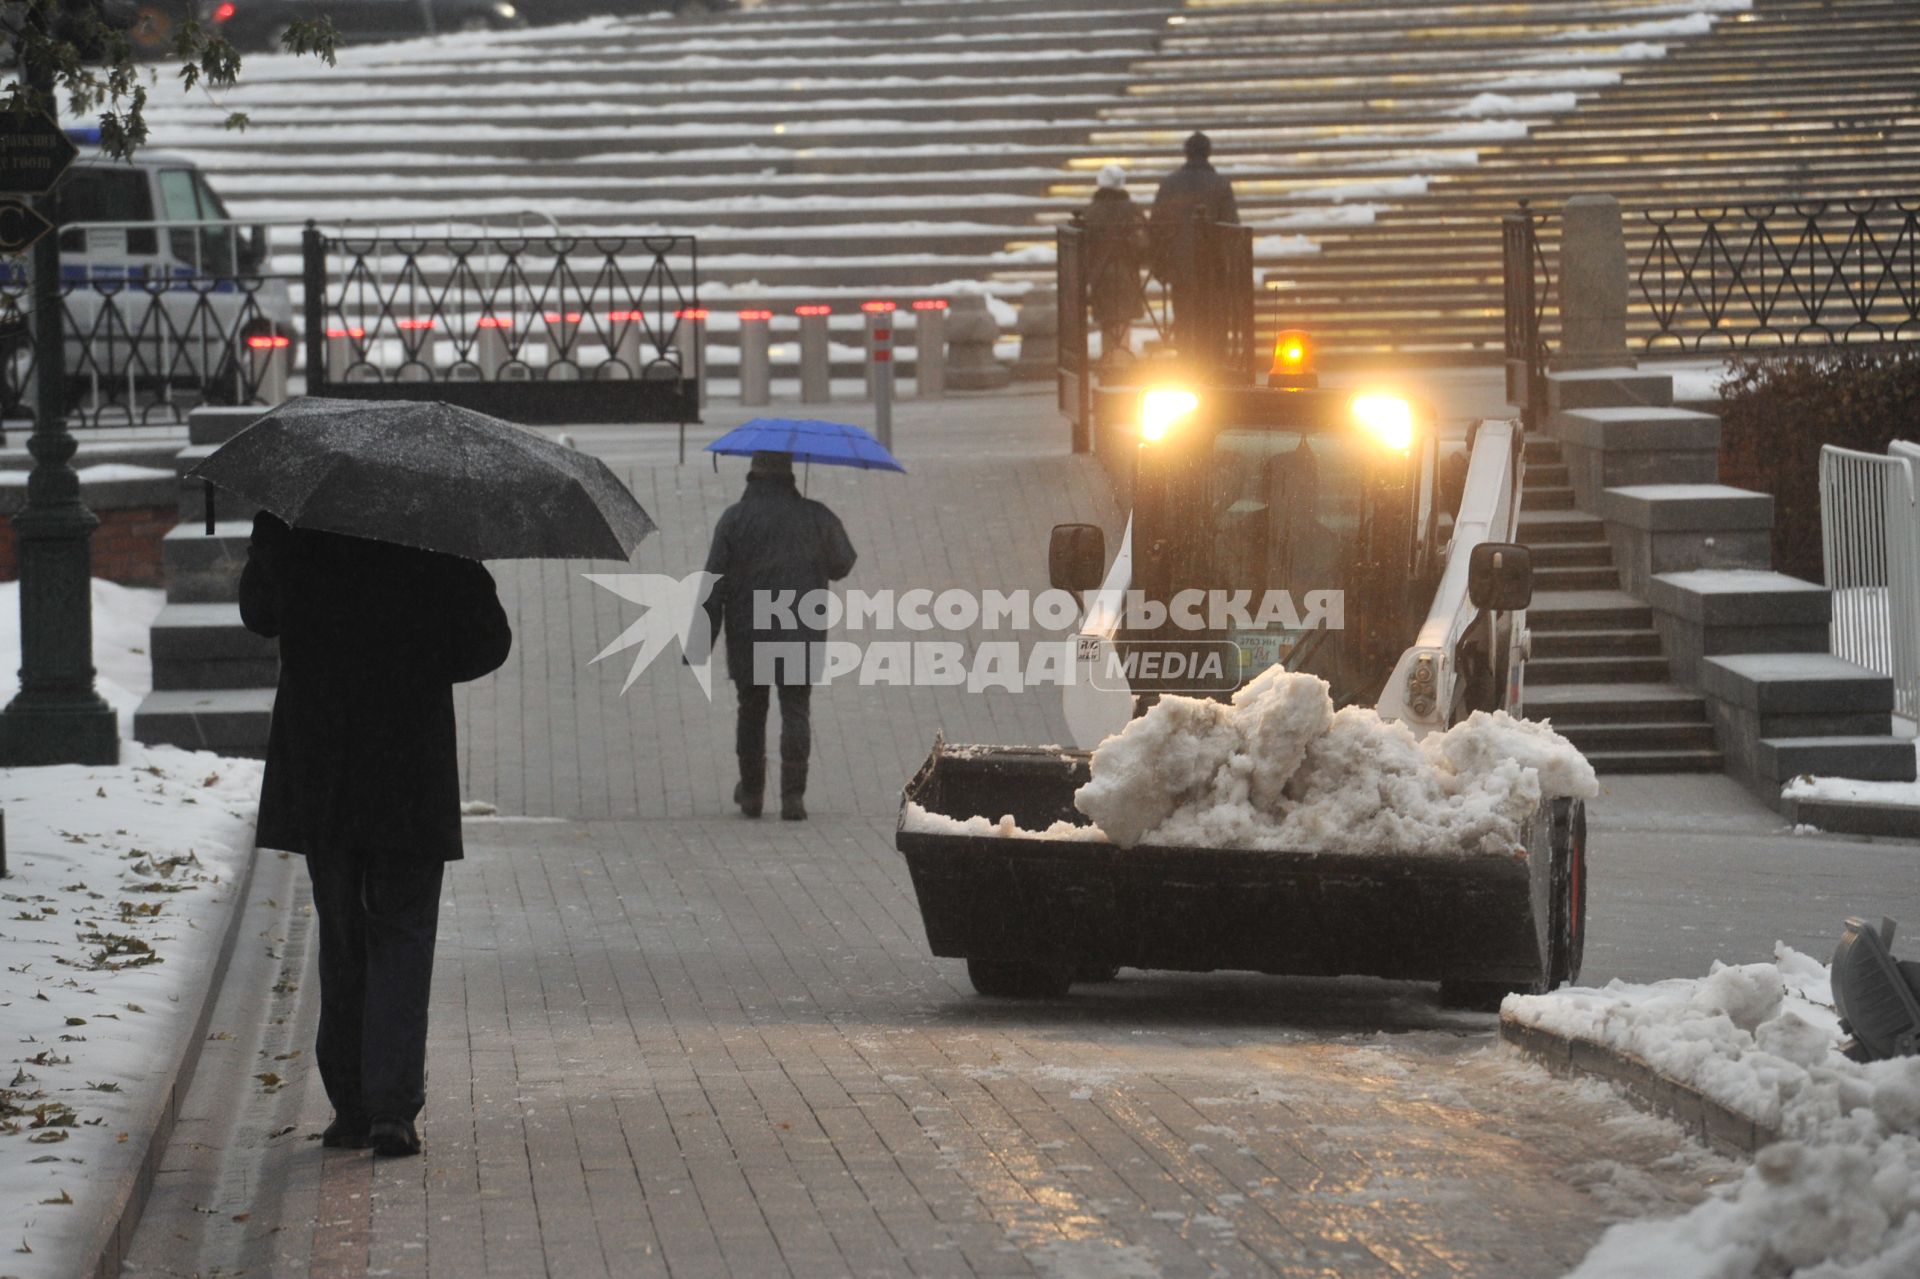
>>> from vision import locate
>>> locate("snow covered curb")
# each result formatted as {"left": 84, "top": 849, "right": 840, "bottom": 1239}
{"left": 1503, "top": 948, "right": 1920, "bottom": 1277}
{"left": 0, "top": 748, "right": 263, "bottom": 1279}
{"left": 1500, "top": 1016, "right": 1783, "bottom": 1157}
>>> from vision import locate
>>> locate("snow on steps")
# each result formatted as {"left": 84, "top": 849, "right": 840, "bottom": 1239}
{"left": 138, "top": 0, "right": 1733, "bottom": 360}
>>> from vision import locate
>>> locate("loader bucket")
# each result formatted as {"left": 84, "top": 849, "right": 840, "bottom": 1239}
{"left": 896, "top": 741, "right": 1576, "bottom": 997}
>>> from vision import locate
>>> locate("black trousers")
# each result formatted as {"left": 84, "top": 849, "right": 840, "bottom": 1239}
{"left": 735, "top": 681, "right": 812, "bottom": 793}
{"left": 304, "top": 850, "right": 445, "bottom": 1123}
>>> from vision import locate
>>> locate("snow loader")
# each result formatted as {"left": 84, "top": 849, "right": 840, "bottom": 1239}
{"left": 895, "top": 336, "right": 1588, "bottom": 1007}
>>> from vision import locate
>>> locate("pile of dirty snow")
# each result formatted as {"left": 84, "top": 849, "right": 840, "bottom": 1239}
{"left": 1076, "top": 668, "right": 1595, "bottom": 854}
{"left": 1509, "top": 946, "right": 1920, "bottom": 1278}
{"left": 904, "top": 668, "right": 1597, "bottom": 854}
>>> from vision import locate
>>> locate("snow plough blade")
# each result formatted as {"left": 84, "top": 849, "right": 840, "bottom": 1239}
{"left": 895, "top": 742, "right": 1584, "bottom": 999}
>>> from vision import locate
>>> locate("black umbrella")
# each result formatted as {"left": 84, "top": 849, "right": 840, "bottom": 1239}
{"left": 186, "top": 397, "right": 655, "bottom": 562}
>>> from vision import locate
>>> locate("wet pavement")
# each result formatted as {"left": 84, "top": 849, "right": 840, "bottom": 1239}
{"left": 121, "top": 381, "right": 1920, "bottom": 1276}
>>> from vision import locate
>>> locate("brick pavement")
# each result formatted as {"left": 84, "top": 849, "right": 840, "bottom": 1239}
{"left": 125, "top": 385, "right": 1920, "bottom": 1278}
{"left": 131, "top": 812, "right": 1752, "bottom": 1279}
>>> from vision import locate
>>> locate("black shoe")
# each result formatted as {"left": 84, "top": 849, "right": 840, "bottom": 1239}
{"left": 781, "top": 794, "right": 806, "bottom": 821}
{"left": 369, "top": 1116, "right": 421, "bottom": 1158}
{"left": 321, "top": 1114, "right": 370, "bottom": 1149}
{"left": 734, "top": 780, "right": 763, "bottom": 818}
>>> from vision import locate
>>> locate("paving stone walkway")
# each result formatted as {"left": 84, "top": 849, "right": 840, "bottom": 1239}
{"left": 121, "top": 385, "right": 1920, "bottom": 1278}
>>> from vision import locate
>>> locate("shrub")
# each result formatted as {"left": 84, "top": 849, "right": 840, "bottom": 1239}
{"left": 1716, "top": 347, "right": 1920, "bottom": 583}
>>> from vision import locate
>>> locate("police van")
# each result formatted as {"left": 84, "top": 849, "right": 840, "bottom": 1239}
{"left": 5, "top": 130, "right": 293, "bottom": 416}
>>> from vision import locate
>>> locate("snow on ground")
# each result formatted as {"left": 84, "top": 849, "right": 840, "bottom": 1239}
{"left": 0, "top": 579, "right": 164, "bottom": 740}
{"left": 905, "top": 668, "right": 1597, "bottom": 854}
{"left": 0, "top": 747, "right": 262, "bottom": 1277}
{"left": 1509, "top": 946, "right": 1920, "bottom": 1278}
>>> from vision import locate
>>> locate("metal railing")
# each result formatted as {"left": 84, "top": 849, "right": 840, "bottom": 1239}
{"left": 1640, "top": 200, "right": 1920, "bottom": 352}
{"left": 302, "top": 226, "right": 701, "bottom": 424}
{"left": 1502, "top": 202, "right": 1554, "bottom": 430}
{"left": 1502, "top": 197, "right": 1920, "bottom": 425}
{"left": 0, "top": 211, "right": 697, "bottom": 430}
{"left": 1820, "top": 443, "right": 1920, "bottom": 722}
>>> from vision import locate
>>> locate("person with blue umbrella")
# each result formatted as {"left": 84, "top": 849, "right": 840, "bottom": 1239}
{"left": 701, "top": 423, "right": 885, "bottom": 819}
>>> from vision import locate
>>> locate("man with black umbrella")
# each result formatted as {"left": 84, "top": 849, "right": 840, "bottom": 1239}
{"left": 702, "top": 450, "right": 857, "bottom": 821}
{"left": 240, "top": 512, "right": 512, "bottom": 1158}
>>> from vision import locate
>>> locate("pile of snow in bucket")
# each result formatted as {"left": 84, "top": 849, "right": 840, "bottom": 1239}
{"left": 905, "top": 667, "right": 1598, "bottom": 854}
{"left": 1508, "top": 947, "right": 1920, "bottom": 1278}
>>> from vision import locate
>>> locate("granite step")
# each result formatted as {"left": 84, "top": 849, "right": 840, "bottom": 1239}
{"left": 133, "top": 687, "right": 275, "bottom": 759}
{"left": 1528, "top": 541, "right": 1615, "bottom": 569}
{"left": 149, "top": 603, "right": 278, "bottom": 691}
{"left": 1530, "top": 628, "right": 1664, "bottom": 659}
{"left": 1527, "top": 654, "right": 1676, "bottom": 685}
{"left": 1527, "top": 589, "right": 1653, "bottom": 632}
{"left": 1532, "top": 565, "right": 1622, "bottom": 591}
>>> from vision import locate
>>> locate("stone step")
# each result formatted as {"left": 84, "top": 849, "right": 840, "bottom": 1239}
{"left": 1528, "top": 541, "right": 1615, "bottom": 569}
{"left": 1545, "top": 370, "right": 1677, "bottom": 414}
{"left": 161, "top": 521, "right": 254, "bottom": 604}
{"left": 1556, "top": 721, "right": 1719, "bottom": 752}
{"left": 1522, "top": 681, "right": 1708, "bottom": 725}
{"left": 1530, "top": 628, "right": 1664, "bottom": 659}
{"left": 1527, "top": 589, "right": 1653, "bottom": 632}
{"left": 1528, "top": 463, "right": 1570, "bottom": 487}
{"left": 1758, "top": 736, "right": 1919, "bottom": 784}
{"left": 1582, "top": 748, "right": 1727, "bottom": 775}
{"left": 1699, "top": 652, "right": 1894, "bottom": 716}
{"left": 1527, "top": 654, "right": 1676, "bottom": 685}
{"left": 133, "top": 687, "right": 275, "bottom": 759}
{"left": 1531, "top": 566, "right": 1622, "bottom": 591}
{"left": 1521, "top": 485, "right": 1576, "bottom": 511}
{"left": 149, "top": 603, "right": 279, "bottom": 691}
{"left": 1516, "top": 509, "right": 1608, "bottom": 544}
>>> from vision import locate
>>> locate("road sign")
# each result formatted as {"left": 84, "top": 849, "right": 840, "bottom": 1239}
{"left": 0, "top": 200, "right": 54, "bottom": 255}
{"left": 0, "top": 111, "right": 77, "bottom": 197}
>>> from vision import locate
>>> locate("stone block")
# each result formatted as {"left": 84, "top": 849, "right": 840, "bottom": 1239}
{"left": 162, "top": 522, "right": 254, "bottom": 605}
{"left": 1545, "top": 368, "right": 1673, "bottom": 414}
{"left": 1699, "top": 652, "right": 1893, "bottom": 715}
{"left": 188, "top": 405, "right": 270, "bottom": 447}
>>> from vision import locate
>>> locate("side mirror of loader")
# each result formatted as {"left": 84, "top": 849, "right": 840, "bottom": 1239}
{"left": 1049, "top": 523, "right": 1107, "bottom": 594}
{"left": 1468, "top": 542, "right": 1533, "bottom": 612}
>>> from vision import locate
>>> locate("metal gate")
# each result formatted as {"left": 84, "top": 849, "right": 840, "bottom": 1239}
{"left": 1820, "top": 443, "right": 1920, "bottom": 721}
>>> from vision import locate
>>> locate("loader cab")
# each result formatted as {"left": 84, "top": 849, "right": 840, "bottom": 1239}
{"left": 1124, "top": 380, "right": 1443, "bottom": 706}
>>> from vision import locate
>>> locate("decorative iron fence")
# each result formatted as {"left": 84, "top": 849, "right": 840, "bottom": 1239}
{"left": 303, "top": 228, "right": 700, "bottom": 424}
{"left": 1640, "top": 200, "right": 1920, "bottom": 352}
{"left": 0, "top": 221, "right": 702, "bottom": 430}
{"left": 0, "top": 220, "right": 296, "bottom": 429}
{"left": 1502, "top": 197, "right": 1920, "bottom": 427}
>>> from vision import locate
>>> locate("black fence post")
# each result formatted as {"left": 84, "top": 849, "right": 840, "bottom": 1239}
{"left": 302, "top": 221, "right": 327, "bottom": 395}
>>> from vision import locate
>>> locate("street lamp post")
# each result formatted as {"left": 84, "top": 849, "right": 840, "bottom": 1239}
{"left": 0, "top": 21, "right": 118, "bottom": 766}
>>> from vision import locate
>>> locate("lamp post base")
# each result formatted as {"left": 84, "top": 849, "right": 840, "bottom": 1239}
{"left": 0, "top": 697, "right": 119, "bottom": 767}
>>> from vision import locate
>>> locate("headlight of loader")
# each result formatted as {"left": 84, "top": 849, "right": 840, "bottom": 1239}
{"left": 1351, "top": 393, "right": 1415, "bottom": 452}
{"left": 1140, "top": 389, "right": 1199, "bottom": 443}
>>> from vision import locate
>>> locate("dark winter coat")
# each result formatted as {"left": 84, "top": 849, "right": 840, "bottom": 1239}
{"left": 239, "top": 512, "right": 512, "bottom": 862}
{"left": 1082, "top": 188, "right": 1149, "bottom": 329}
{"left": 1150, "top": 159, "right": 1240, "bottom": 286}
{"left": 702, "top": 475, "right": 857, "bottom": 686}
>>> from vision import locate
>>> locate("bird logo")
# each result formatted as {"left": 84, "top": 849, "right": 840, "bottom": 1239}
{"left": 583, "top": 570, "right": 721, "bottom": 698}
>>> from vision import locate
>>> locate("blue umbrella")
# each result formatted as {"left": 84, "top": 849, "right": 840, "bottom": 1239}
{"left": 704, "top": 418, "right": 907, "bottom": 474}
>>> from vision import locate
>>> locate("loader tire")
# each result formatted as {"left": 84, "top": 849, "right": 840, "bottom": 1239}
{"left": 966, "top": 958, "right": 1073, "bottom": 999}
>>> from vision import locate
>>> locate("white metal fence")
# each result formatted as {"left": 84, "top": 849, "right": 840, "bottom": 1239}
{"left": 1820, "top": 443, "right": 1920, "bottom": 721}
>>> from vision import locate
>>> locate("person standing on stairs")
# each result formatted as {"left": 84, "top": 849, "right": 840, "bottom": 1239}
{"left": 1150, "top": 131, "right": 1240, "bottom": 366}
{"left": 1083, "top": 164, "right": 1150, "bottom": 366}
{"left": 701, "top": 450, "right": 858, "bottom": 821}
